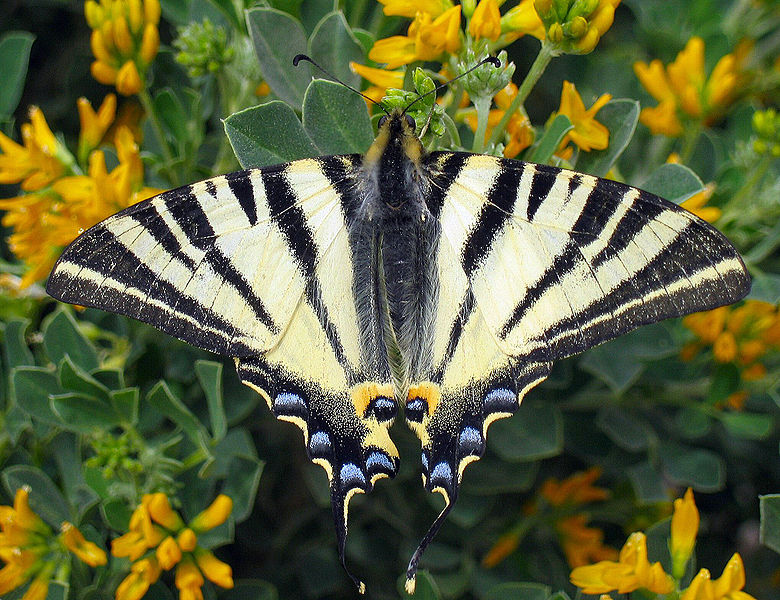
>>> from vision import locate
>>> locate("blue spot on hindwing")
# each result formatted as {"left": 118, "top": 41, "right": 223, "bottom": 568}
{"left": 368, "top": 397, "right": 397, "bottom": 422}
{"left": 308, "top": 431, "right": 331, "bottom": 456}
{"left": 273, "top": 392, "right": 308, "bottom": 417}
{"left": 406, "top": 398, "right": 426, "bottom": 422}
{"left": 458, "top": 426, "right": 483, "bottom": 456}
{"left": 430, "top": 462, "right": 452, "bottom": 486}
{"left": 421, "top": 451, "right": 429, "bottom": 472}
{"left": 340, "top": 463, "right": 366, "bottom": 486}
{"left": 483, "top": 387, "right": 516, "bottom": 414}
{"left": 365, "top": 451, "right": 394, "bottom": 473}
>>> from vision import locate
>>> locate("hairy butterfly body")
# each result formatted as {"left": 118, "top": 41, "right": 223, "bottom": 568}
{"left": 47, "top": 111, "right": 750, "bottom": 593}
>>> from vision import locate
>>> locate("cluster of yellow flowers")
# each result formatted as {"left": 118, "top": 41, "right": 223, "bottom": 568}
{"left": 112, "top": 493, "right": 234, "bottom": 600}
{"left": 683, "top": 300, "right": 780, "bottom": 393}
{"left": 0, "top": 488, "right": 107, "bottom": 600}
{"left": 0, "top": 97, "right": 158, "bottom": 288}
{"left": 85, "top": 0, "right": 161, "bottom": 96}
{"left": 571, "top": 489, "right": 756, "bottom": 600}
{"left": 482, "top": 467, "right": 617, "bottom": 569}
{"left": 634, "top": 36, "right": 746, "bottom": 137}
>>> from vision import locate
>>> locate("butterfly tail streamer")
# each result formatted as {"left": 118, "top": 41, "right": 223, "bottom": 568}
{"left": 333, "top": 491, "right": 367, "bottom": 595}
{"left": 405, "top": 495, "right": 457, "bottom": 594}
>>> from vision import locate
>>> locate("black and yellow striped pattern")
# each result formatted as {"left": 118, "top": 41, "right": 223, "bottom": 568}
{"left": 47, "top": 112, "right": 750, "bottom": 594}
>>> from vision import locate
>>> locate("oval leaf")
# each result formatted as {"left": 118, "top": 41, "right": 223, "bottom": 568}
{"left": 0, "top": 31, "right": 35, "bottom": 116}
{"left": 527, "top": 114, "right": 572, "bottom": 164}
{"left": 302, "top": 79, "right": 373, "bottom": 154}
{"left": 308, "top": 11, "right": 363, "bottom": 89}
{"left": 225, "top": 102, "right": 318, "bottom": 168}
{"left": 2, "top": 465, "right": 72, "bottom": 526}
{"left": 640, "top": 163, "right": 704, "bottom": 204}
{"left": 488, "top": 401, "right": 563, "bottom": 461}
{"left": 246, "top": 7, "right": 310, "bottom": 109}
{"left": 42, "top": 308, "right": 99, "bottom": 371}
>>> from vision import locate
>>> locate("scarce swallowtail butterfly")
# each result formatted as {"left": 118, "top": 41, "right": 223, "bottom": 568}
{"left": 46, "top": 62, "right": 751, "bottom": 593}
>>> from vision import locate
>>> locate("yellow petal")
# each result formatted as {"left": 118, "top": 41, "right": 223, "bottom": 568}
{"left": 147, "top": 494, "right": 184, "bottom": 531}
{"left": 639, "top": 100, "right": 683, "bottom": 137}
{"left": 140, "top": 23, "right": 159, "bottom": 64}
{"left": 194, "top": 549, "right": 234, "bottom": 589}
{"left": 350, "top": 62, "right": 404, "bottom": 90}
{"left": 61, "top": 522, "right": 108, "bottom": 566}
{"left": 116, "top": 61, "right": 143, "bottom": 96}
{"left": 469, "top": 0, "right": 502, "bottom": 41}
{"left": 155, "top": 536, "right": 183, "bottom": 570}
{"left": 681, "top": 568, "right": 714, "bottom": 600}
{"left": 368, "top": 35, "right": 417, "bottom": 69}
{"left": 378, "top": 0, "right": 452, "bottom": 18}
{"left": 189, "top": 495, "right": 232, "bottom": 532}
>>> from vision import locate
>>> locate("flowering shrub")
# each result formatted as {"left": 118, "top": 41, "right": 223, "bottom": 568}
{"left": 0, "top": 1, "right": 778, "bottom": 598}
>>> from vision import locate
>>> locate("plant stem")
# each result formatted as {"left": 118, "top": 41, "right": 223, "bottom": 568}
{"left": 138, "top": 88, "right": 180, "bottom": 187}
{"left": 487, "top": 42, "right": 555, "bottom": 149}
{"left": 679, "top": 120, "right": 702, "bottom": 164}
{"left": 471, "top": 95, "right": 492, "bottom": 153}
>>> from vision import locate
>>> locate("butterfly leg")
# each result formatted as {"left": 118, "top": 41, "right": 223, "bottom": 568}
{"left": 236, "top": 357, "right": 399, "bottom": 594}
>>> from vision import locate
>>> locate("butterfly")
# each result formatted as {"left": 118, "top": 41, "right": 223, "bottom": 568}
{"left": 46, "top": 81, "right": 750, "bottom": 593}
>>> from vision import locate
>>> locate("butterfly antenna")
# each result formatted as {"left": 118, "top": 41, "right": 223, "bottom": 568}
{"left": 401, "top": 56, "right": 501, "bottom": 116}
{"left": 293, "top": 54, "right": 390, "bottom": 116}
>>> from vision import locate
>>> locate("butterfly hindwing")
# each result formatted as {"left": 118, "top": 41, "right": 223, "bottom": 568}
{"left": 47, "top": 157, "right": 400, "bottom": 591}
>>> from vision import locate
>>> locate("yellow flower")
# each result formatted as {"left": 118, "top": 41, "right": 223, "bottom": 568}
{"left": 681, "top": 183, "right": 722, "bottom": 223}
{"left": 84, "top": 0, "right": 161, "bottom": 95}
{"left": 194, "top": 548, "right": 234, "bottom": 588}
{"left": 482, "top": 531, "right": 521, "bottom": 568}
{"left": 378, "top": 0, "right": 452, "bottom": 18}
{"left": 368, "top": 5, "right": 462, "bottom": 69}
{"left": 682, "top": 568, "right": 715, "bottom": 600}
{"left": 60, "top": 522, "right": 108, "bottom": 567}
{"left": 501, "top": 0, "right": 546, "bottom": 42}
{"left": 670, "top": 488, "right": 699, "bottom": 579}
{"left": 466, "top": 83, "right": 535, "bottom": 158}
{"left": 113, "top": 493, "right": 235, "bottom": 597}
{"left": 635, "top": 37, "right": 745, "bottom": 136}
{"left": 557, "top": 515, "right": 618, "bottom": 568}
{"left": 189, "top": 495, "right": 232, "bottom": 532}
{"left": 534, "top": 0, "right": 621, "bottom": 54}
{"left": 712, "top": 554, "right": 756, "bottom": 600}
{"left": 469, "top": 0, "right": 502, "bottom": 42}
{"left": 683, "top": 301, "right": 779, "bottom": 384}
{"left": 540, "top": 467, "right": 610, "bottom": 507}
{"left": 555, "top": 81, "right": 612, "bottom": 153}
{"left": 570, "top": 532, "right": 674, "bottom": 595}
{"left": 0, "top": 107, "right": 66, "bottom": 191}
{"left": 77, "top": 94, "right": 117, "bottom": 162}
{"left": 350, "top": 62, "right": 405, "bottom": 107}
{"left": 176, "top": 557, "right": 205, "bottom": 600}
{"left": 116, "top": 557, "right": 162, "bottom": 600}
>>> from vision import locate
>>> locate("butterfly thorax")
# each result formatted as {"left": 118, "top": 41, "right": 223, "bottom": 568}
{"left": 352, "top": 113, "right": 439, "bottom": 399}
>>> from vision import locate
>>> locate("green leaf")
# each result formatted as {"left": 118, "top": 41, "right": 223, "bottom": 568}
{"left": 195, "top": 360, "right": 227, "bottom": 441}
{"left": 674, "top": 407, "right": 711, "bottom": 439}
{"left": 575, "top": 99, "right": 639, "bottom": 177}
{"left": 627, "top": 461, "right": 668, "bottom": 503}
{"left": 527, "top": 114, "right": 572, "bottom": 164}
{"left": 246, "top": 7, "right": 310, "bottom": 109}
{"left": 225, "top": 102, "right": 318, "bottom": 168}
{"left": 660, "top": 443, "right": 725, "bottom": 492}
{"left": 110, "top": 388, "right": 139, "bottom": 425}
{"left": 308, "top": 11, "right": 362, "bottom": 89}
{"left": 759, "top": 494, "right": 780, "bottom": 554}
{"left": 58, "top": 356, "right": 110, "bottom": 401}
{"left": 488, "top": 400, "right": 563, "bottom": 461}
{"left": 147, "top": 381, "right": 211, "bottom": 452}
{"left": 0, "top": 32, "right": 34, "bottom": 116}
{"left": 300, "top": 0, "right": 335, "bottom": 34}
{"left": 50, "top": 392, "right": 122, "bottom": 433}
{"left": 223, "top": 455, "right": 264, "bottom": 522}
{"left": 11, "top": 366, "right": 63, "bottom": 425}
{"left": 708, "top": 363, "right": 740, "bottom": 405}
{"left": 401, "top": 570, "right": 441, "bottom": 599}
{"left": 302, "top": 79, "right": 374, "bottom": 154}
{"left": 640, "top": 163, "right": 704, "bottom": 204}
{"left": 154, "top": 88, "right": 188, "bottom": 145}
{"left": 221, "top": 580, "right": 279, "bottom": 600}
{"left": 2, "top": 465, "right": 72, "bottom": 526}
{"left": 462, "top": 459, "right": 538, "bottom": 494}
{"left": 3, "top": 318, "right": 33, "bottom": 367}
{"left": 483, "top": 582, "right": 551, "bottom": 600}
{"left": 748, "top": 272, "right": 780, "bottom": 304}
{"left": 42, "top": 308, "right": 99, "bottom": 371}
{"left": 596, "top": 406, "right": 653, "bottom": 451}
{"left": 720, "top": 412, "right": 774, "bottom": 440}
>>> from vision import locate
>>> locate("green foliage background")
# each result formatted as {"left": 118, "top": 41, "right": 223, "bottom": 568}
{"left": 0, "top": 0, "right": 778, "bottom": 599}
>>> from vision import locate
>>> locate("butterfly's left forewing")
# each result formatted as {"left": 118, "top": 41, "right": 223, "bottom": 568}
{"left": 47, "top": 157, "right": 399, "bottom": 591}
